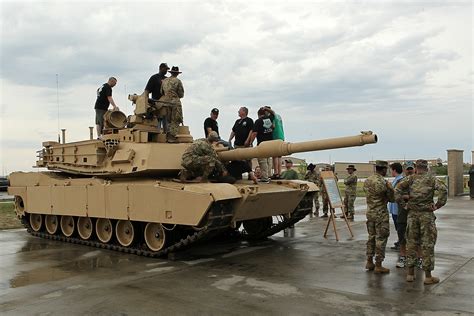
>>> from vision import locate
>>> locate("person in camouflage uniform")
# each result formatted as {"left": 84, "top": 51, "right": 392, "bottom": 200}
{"left": 304, "top": 163, "right": 321, "bottom": 216}
{"left": 320, "top": 165, "right": 332, "bottom": 217}
{"left": 180, "top": 131, "right": 225, "bottom": 182}
{"left": 363, "top": 160, "right": 395, "bottom": 274}
{"left": 342, "top": 165, "right": 358, "bottom": 220}
{"left": 159, "top": 66, "right": 184, "bottom": 143}
{"left": 395, "top": 159, "right": 447, "bottom": 285}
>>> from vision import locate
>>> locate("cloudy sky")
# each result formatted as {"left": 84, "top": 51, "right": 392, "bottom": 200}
{"left": 0, "top": 0, "right": 472, "bottom": 173}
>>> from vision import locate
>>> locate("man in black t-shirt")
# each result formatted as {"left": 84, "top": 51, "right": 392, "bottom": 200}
{"left": 204, "top": 108, "right": 220, "bottom": 137}
{"left": 145, "top": 63, "right": 170, "bottom": 132}
{"left": 203, "top": 108, "right": 231, "bottom": 147}
{"left": 94, "top": 77, "right": 119, "bottom": 138}
{"left": 144, "top": 63, "right": 169, "bottom": 100}
{"left": 248, "top": 107, "right": 274, "bottom": 182}
{"left": 228, "top": 106, "right": 254, "bottom": 148}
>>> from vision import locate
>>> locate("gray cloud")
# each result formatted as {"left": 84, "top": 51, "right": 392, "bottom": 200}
{"left": 1, "top": 0, "right": 472, "bottom": 172}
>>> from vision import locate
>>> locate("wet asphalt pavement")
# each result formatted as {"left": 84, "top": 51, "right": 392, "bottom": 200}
{"left": 0, "top": 197, "right": 473, "bottom": 315}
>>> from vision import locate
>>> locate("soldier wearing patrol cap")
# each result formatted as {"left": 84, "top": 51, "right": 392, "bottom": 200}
{"left": 404, "top": 160, "right": 415, "bottom": 176}
{"left": 395, "top": 159, "right": 447, "bottom": 285}
{"left": 320, "top": 165, "right": 332, "bottom": 217}
{"left": 304, "top": 163, "right": 321, "bottom": 216}
{"left": 342, "top": 164, "right": 358, "bottom": 220}
{"left": 363, "top": 160, "right": 395, "bottom": 274}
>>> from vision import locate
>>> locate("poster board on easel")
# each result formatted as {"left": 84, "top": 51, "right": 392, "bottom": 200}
{"left": 320, "top": 170, "right": 354, "bottom": 240}
{"left": 320, "top": 171, "right": 343, "bottom": 209}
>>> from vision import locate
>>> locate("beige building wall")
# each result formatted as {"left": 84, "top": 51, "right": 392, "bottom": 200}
{"left": 447, "top": 149, "right": 464, "bottom": 197}
{"left": 334, "top": 162, "right": 375, "bottom": 179}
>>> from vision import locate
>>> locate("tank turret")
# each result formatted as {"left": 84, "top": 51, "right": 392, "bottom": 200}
{"left": 35, "top": 122, "right": 376, "bottom": 176}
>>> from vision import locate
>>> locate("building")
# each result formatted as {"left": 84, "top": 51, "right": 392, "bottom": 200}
{"left": 369, "top": 158, "right": 442, "bottom": 167}
{"left": 334, "top": 162, "right": 374, "bottom": 179}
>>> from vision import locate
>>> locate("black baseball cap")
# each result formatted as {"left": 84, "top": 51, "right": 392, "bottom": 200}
{"left": 211, "top": 108, "right": 219, "bottom": 114}
{"left": 159, "top": 63, "right": 170, "bottom": 69}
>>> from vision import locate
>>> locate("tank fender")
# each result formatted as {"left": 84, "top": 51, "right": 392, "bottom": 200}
{"left": 183, "top": 183, "right": 242, "bottom": 201}
{"left": 274, "top": 180, "right": 318, "bottom": 192}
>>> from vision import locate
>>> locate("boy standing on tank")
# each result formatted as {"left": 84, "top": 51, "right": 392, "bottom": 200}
{"left": 248, "top": 107, "right": 274, "bottom": 183}
{"left": 261, "top": 106, "right": 284, "bottom": 179}
{"left": 94, "top": 77, "right": 119, "bottom": 138}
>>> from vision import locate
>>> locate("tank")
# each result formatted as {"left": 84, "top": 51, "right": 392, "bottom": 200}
{"left": 8, "top": 93, "right": 378, "bottom": 257}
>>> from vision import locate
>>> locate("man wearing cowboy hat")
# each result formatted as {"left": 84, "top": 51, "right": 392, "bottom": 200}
{"left": 342, "top": 165, "right": 358, "bottom": 220}
{"left": 304, "top": 163, "right": 321, "bottom": 216}
{"left": 159, "top": 66, "right": 184, "bottom": 143}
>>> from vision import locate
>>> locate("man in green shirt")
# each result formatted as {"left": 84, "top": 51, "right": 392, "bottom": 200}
{"left": 280, "top": 159, "right": 299, "bottom": 180}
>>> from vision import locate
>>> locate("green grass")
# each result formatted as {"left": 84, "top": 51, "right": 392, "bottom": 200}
{"left": 0, "top": 202, "right": 23, "bottom": 230}
{"left": 338, "top": 182, "right": 366, "bottom": 197}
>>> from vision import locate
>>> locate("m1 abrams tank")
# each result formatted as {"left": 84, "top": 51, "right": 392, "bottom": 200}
{"left": 8, "top": 93, "right": 378, "bottom": 257}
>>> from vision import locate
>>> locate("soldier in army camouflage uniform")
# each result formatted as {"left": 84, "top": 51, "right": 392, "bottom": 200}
{"left": 304, "top": 163, "right": 321, "bottom": 216}
{"left": 180, "top": 131, "right": 225, "bottom": 182}
{"left": 342, "top": 165, "right": 358, "bottom": 220}
{"left": 395, "top": 159, "right": 447, "bottom": 285}
{"left": 159, "top": 66, "right": 184, "bottom": 143}
{"left": 320, "top": 165, "right": 332, "bottom": 217}
{"left": 363, "top": 160, "right": 394, "bottom": 274}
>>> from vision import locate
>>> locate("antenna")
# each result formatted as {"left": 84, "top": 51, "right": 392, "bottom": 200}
{"left": 124, "top": 84, "right": 127, "bottom": 112}
{"left": 56, "top": 74, "right": 60, "bottom": 143}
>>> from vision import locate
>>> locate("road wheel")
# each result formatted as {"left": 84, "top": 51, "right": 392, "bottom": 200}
{"left": 45, "top": 215, "right": 58, "bottom": 234}
{"left": 116, "top": 220, "right": 135, "bottom": 247}
{"left": 77, "top": 217, "right": 93, "bottom": 240}
{"left": 30, "top": 213, "right": 43, "bottom": 232}
{"left": 144, "top": 223, "right": 166, "bottom": 252}
{"left": 60, "top": 216, "right": 75, "bottom": 237}
{"left": 96, "top": 218, "right": 113, "bottom": 243}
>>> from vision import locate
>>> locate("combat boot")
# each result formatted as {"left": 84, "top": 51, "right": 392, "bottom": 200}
{"left": 424, "top": 271, "right": 440, "bottom": 285}
{"left": 374, "top": 259, "right": 390, "bottom": 274}
{"left": 424, "top": 277, "right": 440, "bottom": 285}
{"left": 365, "top": 256, "right": 375, "bottom": 271}
{"left": 406, "top": 267, "right": 415, "bottom": 282}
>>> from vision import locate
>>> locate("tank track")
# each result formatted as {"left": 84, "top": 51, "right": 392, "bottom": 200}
{"left": 242, "top": 192, "right": 314, "bottom": 240}
{"left": 23, "top": 201, "right": 233, "bottom": 258}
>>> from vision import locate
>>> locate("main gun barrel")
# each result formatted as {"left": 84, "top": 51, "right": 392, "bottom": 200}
{"left": 217, "top": 132, "right": 377, "bottom": 161}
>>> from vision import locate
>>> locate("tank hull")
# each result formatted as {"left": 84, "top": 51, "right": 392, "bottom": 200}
{"left": 9, "top": 171, "right": 315, "bottom": 223}
{"left": 8, "top": 171, "right": 317, "bottom": 257}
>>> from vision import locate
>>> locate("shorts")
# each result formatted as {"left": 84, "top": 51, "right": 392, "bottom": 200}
{"left": 95, "top": 109, "right": 107, "bottom": 127}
